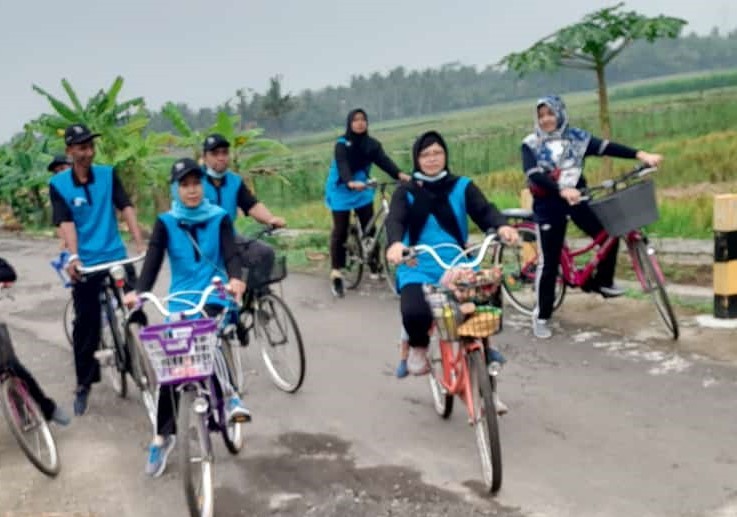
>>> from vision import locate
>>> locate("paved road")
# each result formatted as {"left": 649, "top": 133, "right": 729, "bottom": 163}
{"left": 1, "top": 236, "right": 736, "bottom": 517}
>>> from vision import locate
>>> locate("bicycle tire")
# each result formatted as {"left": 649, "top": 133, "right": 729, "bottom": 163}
{"left": 63, "top": 298, "right": 74, "bottom": 349}
{"left": 631, "top": 240, "right": 679, "bottom": 340}
{"left": 497, "top": 224, "right": 565, "bottom": 316}
{"left": 0, "top": 377, "right": 60, "bottom": 477}
{"left": 178, "top": 388, "right": 214, "bottom": 517}
{"left": 378, "top": 229, "right": 399, "bottom": 297}
{"left": 469, "top": 349, "right": 502, "bottom": 494}
{"left": 427, "top": 337, "right": 453, "bottom": 418}
{"left": 256, "top": 293, "right": 306, "bottom": 393}
{"left": 102, "top": 296, "right": 127, "bottom": 398}
{"left": 126, "top": 321, "right": 157, "bottom": 428}
{"left": 344, "top": 225, "right": 364, "bottom": 290}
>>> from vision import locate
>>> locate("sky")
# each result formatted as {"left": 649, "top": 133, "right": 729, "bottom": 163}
{"left": 0, "top": 0, "right": 734, "bottom": 141}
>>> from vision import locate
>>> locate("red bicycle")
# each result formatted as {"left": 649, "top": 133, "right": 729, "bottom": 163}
{"left": 402, "top": 232, "right": 506, "bottom": 494}
{"left": 496, "top": 164, "right": 679, "bottom": 340}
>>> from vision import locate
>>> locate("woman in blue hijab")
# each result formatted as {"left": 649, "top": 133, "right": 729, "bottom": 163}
{"left": 124, "top": 158, "right": 250, "bottom": 478}
{"left": 522, "top": 95, "right": 663, "bottom": 339}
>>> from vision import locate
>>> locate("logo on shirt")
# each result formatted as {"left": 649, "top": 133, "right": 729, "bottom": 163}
{"left": 72, "top": 197, "right": 88, "bottom": 207}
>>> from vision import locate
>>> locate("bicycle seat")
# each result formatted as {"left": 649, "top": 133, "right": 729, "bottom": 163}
{"left": 501, "top": 208, "right": 534, "bottom": 220}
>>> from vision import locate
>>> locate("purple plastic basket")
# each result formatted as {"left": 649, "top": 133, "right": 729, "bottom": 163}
{"left": 139, "top": 318, "right": 218, "bottom": 386}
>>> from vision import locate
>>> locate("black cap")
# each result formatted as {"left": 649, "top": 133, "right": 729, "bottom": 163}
{"left": 202, "top": 133, "right": 230, "bottom": 152}
{"left": 170, "top": 158, "right": 204, "bottom": 183}
{"left": 47, "top": 154, "right": 71, "bottom": 172}
{"left": 64, "top": 124, "right": 101, "bottom": 146}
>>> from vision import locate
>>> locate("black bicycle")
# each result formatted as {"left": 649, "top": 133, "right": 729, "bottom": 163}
{"left": 235, "top": 226, "right": 306, "bottom": 393}
{"left": 77, "top": 255, "right": 157, "bottom": 425}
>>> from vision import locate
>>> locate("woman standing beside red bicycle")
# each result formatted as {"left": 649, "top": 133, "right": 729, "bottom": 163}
{"left": 523, "top": 95, "right": 663, "bottom": 339}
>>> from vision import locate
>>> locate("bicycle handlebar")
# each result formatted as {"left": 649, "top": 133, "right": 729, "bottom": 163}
{"left": 579, "top": 163, "right": 657, "bottom": 201}
{"left": 135, "top": 277, "right": 233, "bottom": 319}
{"left": 76, "top": 254, "right": 145, "bottom": 276}
{"left": 400, "top": 232, "right": 501, "bottom": 271}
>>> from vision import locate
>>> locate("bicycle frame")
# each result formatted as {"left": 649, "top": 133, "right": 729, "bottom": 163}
{"left": 436, "top": 336, "right": 484, "bottom": 422}
{"left": 352, "top": 182, "right": 393, "bottom": 257}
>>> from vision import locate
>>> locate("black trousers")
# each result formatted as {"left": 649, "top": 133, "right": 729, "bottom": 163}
{"left": 329, "top": 202, "right": 374, "bottom": 270}
{"left": 71, "top": 265, "right": 136, "bottom": 389}
{"left": 535, "top": 202, "right": 619, "bottom": 320}
{"left": 400, "top": 283, "right": 433, "bottom": 348}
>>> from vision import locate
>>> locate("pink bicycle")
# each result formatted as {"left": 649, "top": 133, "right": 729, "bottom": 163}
{"left": 496, "top": 164, "right": 679, "bottom": 340}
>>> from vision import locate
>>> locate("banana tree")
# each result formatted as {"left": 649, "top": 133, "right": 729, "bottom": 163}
{"left": 0, "top": 131, "right": 55, "bottom": 226}
{"left": 163, "top": 104, "right": 290, "bottom": 195}
{"left": 31, "top": 76, "right": 151, "bottom": 195}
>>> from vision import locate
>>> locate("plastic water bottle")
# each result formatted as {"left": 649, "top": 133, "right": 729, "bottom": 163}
{"left": 50, "top": 250, "right": 72, "bottom": 288}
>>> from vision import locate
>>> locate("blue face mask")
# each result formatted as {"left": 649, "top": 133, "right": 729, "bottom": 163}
{"left": 205, "top": 167, "right": 226, "bottom": 180}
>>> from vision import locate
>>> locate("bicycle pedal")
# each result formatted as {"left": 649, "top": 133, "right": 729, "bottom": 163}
{"left": 231, "top": 414, "right": 252, "bottom": 424}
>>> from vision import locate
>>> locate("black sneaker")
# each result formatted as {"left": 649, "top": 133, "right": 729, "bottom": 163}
{"left": 331, "top": 276, "right": 345, "bottom": 298}
{"left": 236, "top": 321, "right": 249, "bottom": 347}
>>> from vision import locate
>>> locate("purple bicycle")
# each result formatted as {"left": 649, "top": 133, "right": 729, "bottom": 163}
{"left": 136, "top": 277, "right": 245, "bottom": 517}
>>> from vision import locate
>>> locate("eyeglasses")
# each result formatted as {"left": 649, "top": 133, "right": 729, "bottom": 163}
{"left": 419, "top": 149, "right": 445, "bottom": 159}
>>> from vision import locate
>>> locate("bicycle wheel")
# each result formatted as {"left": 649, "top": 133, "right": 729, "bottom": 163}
{"left": 496, "top": 224, "right": 565, "bottom": 316}
{"left": 0, "top": 377, "right": 60, "bottom": 477}
{"left": 630, "top": 239, "right": 679, "bottom": 340}
{"left": 126, "top": 321, "right": 157, "bottom": 428}
{"left": 178, "top": 388, "right": 214, "bottom": 517}
{"left": 344, "top": 225, "right": 364, "bottom": 290}
{"left": 101, "top": 299, "right": 127, "bottom": 398}
{"left": 221, "top": 335, "right": 245, "bottom": 395}
{"left": 63, "top": 298, "right": 74, "bottom": 349}
{"left": 255, "top": 293, "right": 305, "bottom": 393}
{"left": 427, "top": 335, "right": 453, "bottom": 418}
{"left": 379, "top": 229, "right": 399, "bottom": 296}
{"left": 469, "top": 348, "right": 502, "bottom": 494}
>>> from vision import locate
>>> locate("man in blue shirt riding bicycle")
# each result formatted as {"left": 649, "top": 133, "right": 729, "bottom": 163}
{"left": 49, "top": 124, "right": 145, "bottom": 416}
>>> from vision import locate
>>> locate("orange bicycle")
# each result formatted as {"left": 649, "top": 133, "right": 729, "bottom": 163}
{"left": 402, "top": 232, "right": 506, "bottom": 494}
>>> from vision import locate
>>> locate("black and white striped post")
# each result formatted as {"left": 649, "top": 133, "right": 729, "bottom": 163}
{"left": 713, "top": 194, "right": 737, "bottom": 319}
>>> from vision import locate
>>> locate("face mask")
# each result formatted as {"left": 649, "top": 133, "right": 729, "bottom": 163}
{"left": 413, "top": 170, "right": 448, "bottom": 183}
{"left": 205, "top": 167, "right": 226, "bottom": 180}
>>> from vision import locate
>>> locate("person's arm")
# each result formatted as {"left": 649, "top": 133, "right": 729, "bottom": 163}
{"left": 385, "top": 187, "right": 410, "bottom": 245}
{"left": 111, "top": 170, "right": 144, "bottom": 253}
{"left": 465, "top": 182, "right": 508, "bottom": 233}
{"left": 50, "top": 184, "right": 81, "bottom": 276}
{"left": 334, "top": 140, "right": 353, "bottom": 184}
{"left": 370, "top": 141, "right": 402, "bottom": 180}
{"left": 585, "top": 137, "right": 637, "bottom": 159}
{"left": 135, "top": 218, "right": 167, "bottom": 293}
{"left": 522, "top": 144, "right": 559, "bottom": 193}
{"left": 236, "top": 182, "right": 258, "bottom": 215}
{"left": 219, "top": 217, "right": 242, "bottom": 280}
{"left": 219, "top": 217, "right": 246, "bottom": 298}
{"left": 247, "top": 202, "right": 285, "bottom": 228}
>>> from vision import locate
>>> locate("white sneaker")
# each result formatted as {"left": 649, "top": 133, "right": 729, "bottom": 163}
{"left": 407, "top": 347, "right": 430, "bottom": 375}
{"left": 493, "top": 393, "right": 509, "bottom": 415}
{"left": 599, "top": 283, "right": 625, "bottom": 298}
{"left": 532, "top": 317, "right": 552, "bottom": 339}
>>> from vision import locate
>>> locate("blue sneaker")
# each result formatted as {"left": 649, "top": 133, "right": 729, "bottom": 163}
{"left": 227, "top": 395, "right": 252, "bottom": 424}
{"left": 395, "top": 359, "right": 409, "bottom": 378}
{"left": 485, "top": 347, "right": 506, "bottom": 365}
{"left": 73, "top": 386, "right": 90, "bottom": 416}
{"left": 145, "top": 435, "right": 176, "bottom": 478}
{"left": 51, "top": 405, "right": 70, "bottom": 426}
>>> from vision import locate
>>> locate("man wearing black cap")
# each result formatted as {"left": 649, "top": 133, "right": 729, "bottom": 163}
{"left": 201, "top": 134, "right": 285, "bottom": 343}
{"left": 47, "top": 154, "right": 71, "bottom": 174}
{"left": 47, "top": 155, "right": 72, "bottom": 249}
{"left": 48, "top": 123, "right": 145, "bottom": 416}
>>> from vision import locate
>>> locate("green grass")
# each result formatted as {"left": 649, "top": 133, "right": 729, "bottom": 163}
{"left": 610, "top": 69, "right": 737, "bottom": 100}
{"left": 250, "top": 76, "right": 737, "bottom": 239}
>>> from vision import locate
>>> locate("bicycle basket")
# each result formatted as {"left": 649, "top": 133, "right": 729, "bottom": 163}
{"left": 249, "top": 255, "right": 287, "bottom": 289}
{"left": 456, "top": 305, "right": 502, "bottom": 338}
{"left": 589, "top": 179, "right": 659, "bottom": 237}
{"left": 139, "top": 318, "right": 217, "bottom": 386}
